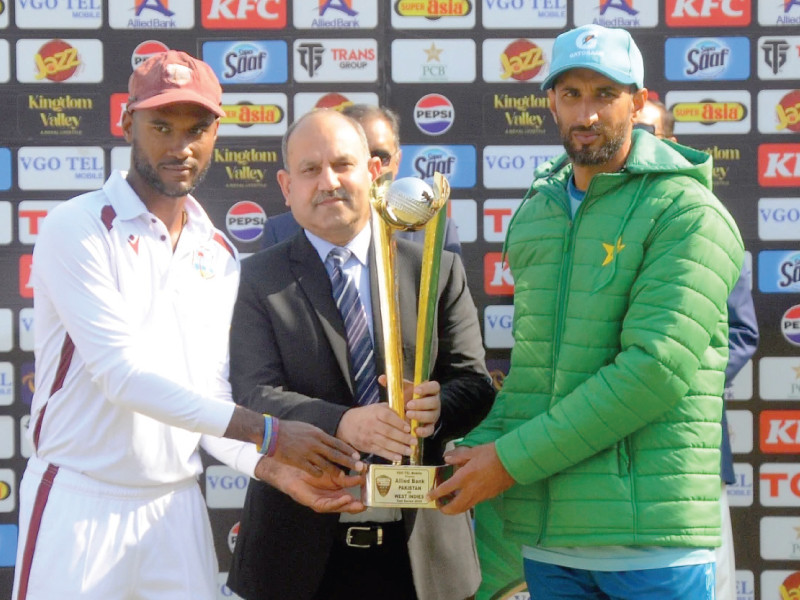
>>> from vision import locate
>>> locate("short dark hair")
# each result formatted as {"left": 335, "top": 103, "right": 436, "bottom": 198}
{"left": 341, "top": 104, "right": 401, "bottom": 150}
{"left": 648, "top": 98, "right": 675, "bottom": 139}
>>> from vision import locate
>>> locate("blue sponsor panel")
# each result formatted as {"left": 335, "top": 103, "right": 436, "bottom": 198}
{"left": 0, "top": 148, "right": 10, "bottom": 191}
{"left": 665, "top": 37, "right": 750, "bottom": 81}
{"left": 759, "top": 250, "right": 800, "bottom": 293}
{"left": 397, "top": 145, "right": 476, "bottom": 188}
{"left": 202, "top": 41, "right": 288, "bottom": 85}
{"left": 0, "top": 524, "right": 16, "bottom": 567}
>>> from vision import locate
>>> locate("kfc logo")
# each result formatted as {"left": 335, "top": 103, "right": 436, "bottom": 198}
{"left": 201, "top": 0, "right": 286, "bottom": 29}
{"left": 484, "top": 252, "right": 514, "bottom": 296}
{"left": 666, "top": 0, "right": 750, "bottom": 26}
{"left": 759, "top": 144, "right": 800, "bottom": 187}
{"left": 761, "top": 410, "right": 800, "bottom": 453}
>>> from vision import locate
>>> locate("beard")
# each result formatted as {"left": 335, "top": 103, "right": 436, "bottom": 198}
{"left": 131, "top": 139, "right": 210, "bottom": 198}
{"left": 558, "top": 119, "right": 628, "bottom": 166}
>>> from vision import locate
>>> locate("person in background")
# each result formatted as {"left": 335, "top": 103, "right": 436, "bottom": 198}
{"left": 429, "top": 24, "right": 744, "bottom": 600}
{"left": 226, "top": 109, "right": 494, "bottom": 600}
{"left": 261, "top": 104, "right": 462, "bottom": 256}
{"left": 12, "top": 51, "right": 363, "bottom": 600}
{"left": 634, "top": 97, "right": 760, "bottom": 600}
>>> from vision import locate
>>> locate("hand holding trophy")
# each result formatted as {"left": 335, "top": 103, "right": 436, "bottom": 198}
{"left": 364, "top": 172, "right": 452, "bottom": 508}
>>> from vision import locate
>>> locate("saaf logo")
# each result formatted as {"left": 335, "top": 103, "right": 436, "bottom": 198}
{"left": 397, "top": 145, "right": 476, "bottom": 188}
{"left": 201, "top": 0, "right": 287, "bottom": 29}
{"left": 759, "top": 37, "right": 800, "bottom": 80}
{"left": 759, "top": 144, "right": 800, "bottom": 187}
{"left": 203, "top": 40, "right": 288, "bottom": 85}
{"left": 782, "top": 305, "right": 800, "bottom": 347}
{"left": 573, "top": 0, "right": 658, "bottom": 28}
{"left": 758, "top": 251, "right": 800, "bottom": 293}
{"left": 226, "top": 201, "right": 266, "bottom": 243}
{"left": 664, "top": 37, "right": 749, "bottom": 81}
{"left": 414, "top": 94, "right": 454, "bottom": 135}
{"left": 666, "top": 0, "right": 750, "bottom": 27}
{"left": 758, "top": 89, "right": 800, "bottom": 134}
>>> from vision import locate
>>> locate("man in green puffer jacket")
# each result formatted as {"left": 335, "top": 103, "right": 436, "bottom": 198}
{"left": 429, "top": 24, "right": 744, "bottom": 600}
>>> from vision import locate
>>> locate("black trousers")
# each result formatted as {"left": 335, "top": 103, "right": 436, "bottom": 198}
{"left": 312, "top": 521, "right": 418, "bottom": 600}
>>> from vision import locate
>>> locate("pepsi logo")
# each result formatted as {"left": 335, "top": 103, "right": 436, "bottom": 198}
{"left": 782, "top": 304, "right": 800, "bottom": 346}
{"left": 414, "top": 94, "right": 454, "bottom": 136}
{"left": 226, "top": 201, "right": 266, "bottom": 243}
{"left": 131, "top": 40, "right": 169, "bottom": 70}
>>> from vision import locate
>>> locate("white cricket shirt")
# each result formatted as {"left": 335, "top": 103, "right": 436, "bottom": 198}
{"left": 29, "top": 171, "right": 260, "bottom": 486}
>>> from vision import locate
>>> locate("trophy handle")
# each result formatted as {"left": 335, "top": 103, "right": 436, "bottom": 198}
{"left": 410, "top": 172, "right": 450, "bottom": 465}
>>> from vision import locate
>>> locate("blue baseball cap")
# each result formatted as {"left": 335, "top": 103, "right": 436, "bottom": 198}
{"left": 541, "top": 25, "right": 644, "bottom": 91}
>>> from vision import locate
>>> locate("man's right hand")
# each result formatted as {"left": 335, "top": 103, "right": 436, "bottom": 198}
{"left": 336, "top": 403, "right": 416, "bottom": 462}
{"left": 273, "top": 419, "right": 365, "bottom": 477}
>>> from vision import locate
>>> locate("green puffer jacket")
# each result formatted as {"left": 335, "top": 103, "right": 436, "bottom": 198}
{"left": 464, "top": 129, "right": 744, "bottom": 549}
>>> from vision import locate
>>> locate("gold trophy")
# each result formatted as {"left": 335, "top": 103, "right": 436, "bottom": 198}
{"left": 363, "top": 172, "right": 452, "bottom": 508}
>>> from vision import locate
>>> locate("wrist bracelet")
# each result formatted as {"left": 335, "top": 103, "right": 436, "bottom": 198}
{"left": 257, "top": 414, "right": 273, "bottom": 455}
{"left": 266, "top": 417, "right": 279, "bottom": 458}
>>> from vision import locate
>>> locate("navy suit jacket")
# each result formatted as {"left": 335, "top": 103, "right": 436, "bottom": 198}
{"left": 262, "top": 210, "right": 463, "bottom": 256}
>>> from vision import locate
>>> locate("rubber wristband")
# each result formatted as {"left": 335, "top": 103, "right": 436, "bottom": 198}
{"left": 257, "top": 414, "right": 273, "bottom": 455}
{"left": 266, "top": 417, "right": 280, "bottom": 458}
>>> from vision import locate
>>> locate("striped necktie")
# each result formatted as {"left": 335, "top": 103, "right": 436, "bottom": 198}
{"left": 327, "top": 247, "right": 380, "bottom": 406}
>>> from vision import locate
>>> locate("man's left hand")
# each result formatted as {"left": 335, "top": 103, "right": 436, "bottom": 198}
{"left": 427, "top": 443, "right": 515, "bottom": 514}
{"left": 404, "top": 379, "right": 441, "bottom": 438}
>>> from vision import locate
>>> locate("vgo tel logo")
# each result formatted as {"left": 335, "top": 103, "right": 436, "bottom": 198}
{"left": 666, "top": 0, "right": 750, "bottom": 27}
{"left": 414, "top": 94, "right": 454, "bottom": 136}
{"left": 483, "top": 199, "right": 522, "bottom": 242}
{"left": 759, "top": 143, "right": 800, "bottom": 187}
{"left": 15, "top": 0, "right": 102, "bottom": 29}
{"left": 18, "top": 147, "right": 104, "bottom": 191}
{"left": 483, "top": 0, "right": 567, "bottom": 30}
{"left": 760, "top": 463, "right": 800, "bottom": 506}
{"left": 484, "top": 252, "right": 514, "bottom": 295}
{"left": 484, "top": 305, "right": 514, "bottom": 348}
{"left": 226, "top": 201, "right": 266, "bottom": 244}
{"left": 758, "top": 198, "right": 800, "bottom": 241}
{"left": 483, "top": 145, "right": 562, "bottom": 189}
{"left": 0, "top": 362, "right": 13, "bottom": 407}
{"left": 16, "top": 38, "right": 103, "bottom": 83}
{"left": 761, "top": 410, "right": 800, "bottom": 453}
{"left": 201, "top": 0, "right": 286, "bottom": 29}
{"left": 205, "top": 465, "right": 249, "bottom": 508}
{"left": 131, "top": 40, "right": 169, "bottom": 70}
{"left": 758, "top": 89, "right": 800, "bottom": 134}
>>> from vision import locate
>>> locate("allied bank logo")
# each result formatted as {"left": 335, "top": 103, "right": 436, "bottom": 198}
{"left": 108, "top": 0, "right": 195, "bottom": 29}
{"left": 572, "top": 0, "right": 657, "bottom": 28}
{"left": 203, "top": 40, "right": 288, "bottom": 84}
{"left": 136, "top": 0, "right": 174, "bottom": 17}
{"left": 758, "top": 0, "right": 800, "bottom": 25}
{"left": 398, "top": 145, "right": 476, "bottom": 188}
{"left": 599, "top": 0, "right": 637, "bottom": 16}
{"left": 21, "top": 362, "right": 35, "bottom": 405}
{"left": 321, "top": 0, "right": 357, "bottom": 16}
{"left": 782, "top": 304, "right": 800, "bottom": 347}
{"left": 665, "top": 37, "right": 749, "bottom": 81}
{"left": 759, "top": 251, "right": 800, "bottom": 293}
{"left": 0, "top": 148, "right": 10, "bottom": 191}
{"left": 414, "top": 94, "right": 454, "bottom": 135}
{"left": 226, "top": 201, "right": 266, "bottom": 243}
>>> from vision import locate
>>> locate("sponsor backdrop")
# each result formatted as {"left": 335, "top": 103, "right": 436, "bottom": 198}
{"left": 0, "top": 0, "right": 797, "bottom": 598}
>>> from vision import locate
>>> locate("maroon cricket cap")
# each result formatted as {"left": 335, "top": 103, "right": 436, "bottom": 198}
{"left": 127, "top": 50, "right": 225, "bottom": 118}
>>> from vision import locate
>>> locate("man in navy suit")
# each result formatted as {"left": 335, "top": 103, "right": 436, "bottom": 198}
{"left": 261, "top": 104, "right": 462, "bottom": 255}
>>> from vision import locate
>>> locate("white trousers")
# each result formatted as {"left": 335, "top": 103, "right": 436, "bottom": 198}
{"left": 13, "top": 456, "right": 218, "bottom": 600}
{"left": 714, "top": 483, "right": 736, "bottom": 600}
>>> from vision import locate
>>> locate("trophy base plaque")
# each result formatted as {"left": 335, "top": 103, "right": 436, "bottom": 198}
{"left": 363, "top": 464, "right": 452, "bottom": 508}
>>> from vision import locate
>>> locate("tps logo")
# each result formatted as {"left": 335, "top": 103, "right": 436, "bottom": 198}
{"left": 782, "top": 305, "right": 800, "bottom": 346}
{"left": 500, "top": 39, "right": 546, "bottom": 82}
{"left": 483, "top": 199, "right": 522, "bottom": 242}
{"left": 484, "top": 252, "right": 514, "bottom": 296}
{"left": 761, "top": 463, "right": 800, "bottom": 506}
{"left": 294, "top": 39, "right": 377, "bottom": 82}
{"left": 131, "top": 40, "right": 169, "bottom": 70}
{"left": 18, "top": 201, "right": 62, "bottom": 244}
{"left": 666, "top": 0, "right": 750, "bottom": 27}
{"left": 761, "top": 410, "right": 800, "bottom": 452}
{"left": 759, "top": 144, "right": 800, "bottom": 187}
{"left": 19, "top": 255, "right": 32, "bottom": 299}
{"left": 226, "top": 201, "right": 266, "bottom": 243}
{"left": 414, "top": 94, "right": 454, "bottom": 135}
{"left": 201, "top": 0, "right": 286, "bottom": 29}
{"left": 758, "top": 37, "right": 800, "bottom": 79}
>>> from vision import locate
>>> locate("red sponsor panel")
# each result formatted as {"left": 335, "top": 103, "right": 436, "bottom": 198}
{"left": 19, "top": 255, "right": 33, "bottom": 299}
{"left": 759, "top": 143, "right": 800, "bottom": 187}
{"left": 201, "top": 0, "right": 286, "bottom": 29}
{"left": 484, "top": 252, "right": 514, "bottom": 296}
{"left": 665, "top": 0, "right": 750, "bottom": 27}
{"left": 109, "top": 93, "right": 128, "bottom": 137}
{"left": 761, "top": 410, "right": 800, "bottom": 453}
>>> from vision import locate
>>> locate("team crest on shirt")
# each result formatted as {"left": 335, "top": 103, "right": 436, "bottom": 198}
{"left": 127, "top": 234, "right": 140, "bottom": 255}
{"left": 193, "top": 244, "right": 216, "bottom": 279}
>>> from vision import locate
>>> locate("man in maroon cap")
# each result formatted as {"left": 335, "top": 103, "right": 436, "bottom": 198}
{"left": 12, "top": 51, "right": 365, "bottom": 600}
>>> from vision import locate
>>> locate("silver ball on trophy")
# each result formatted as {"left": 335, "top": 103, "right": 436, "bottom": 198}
{"left": 370, "top": 173, "right": 450, "bottom": 231}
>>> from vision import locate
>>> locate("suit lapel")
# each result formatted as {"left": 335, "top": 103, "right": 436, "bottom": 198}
{"left": 288, "top": 232, "right": 355, "bottom": 397}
